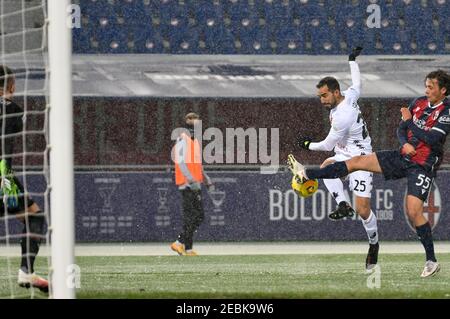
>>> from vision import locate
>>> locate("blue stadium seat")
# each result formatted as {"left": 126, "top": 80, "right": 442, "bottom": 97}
{"left": 309, "top": 27, "right": 339, "bottom": 54}
{"left": 203, "top": 25, "right": 236, "bottom": 54}
{"left": 73, "top": 0, "right": 446, "bottom": 54}
{"left": 379, "top": 27, "right": 411, "bottom": 54}
{"left": 321, "top": 0, "right": 341, "bottom": 14}
{"left": 72, "top": 27, "right": 94, "bottom": 53}
{"left": 158, "top": 2, "right": 190, "bottom": 43}
{"left": 413, "top": 9, "right": 443, "bottom": 54}
{"left": 96, "top": 27, "right": 129, "bottom": 53}
{"left": 226, "top": 0, "right": 258, "bottom": 35}
{"left": 82, "top": 0, "right": 114, "bottom": 17}
{"left": 275, "top": 26, "right": 305, "bottom": 54}
{"left": 132, "top": 26, "right": 164, "bottom": 53}
{"left": 114, "top": 0, "right": 148, "bottom": 25}
{"left": 158, "top": 0, "right": 189, "bottom": 25}
{"left": 168, "top": 28, "right": 200, "bottom": 54}
{"left": 293, "top": 3, "right": 337, "bottom": 53}
{"left": 191, "top": 1, "right": 224, "bottom": 29}
{"left": 335, "top": 4, "right": 373, "bottom": 53}
{"left": 252, "top": 28, "right": 272, "bottom": 54}
{"left": 87, "top": 13, "right": 119, "bottom": 31}
{"left": 295, "top": 3, "right": 328, "bottom": 31}
{"left": 335, "top": 4, "right": 365, "bottom": 34}
{"left": 402, "top": 2, "right": 435, "bottom": 38}
{"left": 416, "top": 29, "right": 445, "bottom": 54}
{"left": 258, "top": 0, "right": 295, "bottom": 35}
{"left": 236, "top": 27, "right": 271, "bottom": 54}
{"left": 431, "top": 0, "right": 450, "bottom": 30}
{"left": 341, "top": 28, "right": 377, "bottom": 54}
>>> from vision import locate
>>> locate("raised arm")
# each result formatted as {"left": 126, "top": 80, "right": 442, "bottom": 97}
{"left": 348, "top": 61, "right": 361, "bottom": 96}
{"left": 346, "top": 47, "right": 363, "bottom": 100}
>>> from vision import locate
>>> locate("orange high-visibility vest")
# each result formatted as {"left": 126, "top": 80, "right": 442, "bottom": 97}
{"left": 174, "top": 133, "right": 203, "bottom": 186}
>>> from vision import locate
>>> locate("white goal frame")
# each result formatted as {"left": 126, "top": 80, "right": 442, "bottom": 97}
{"left": 48, "top": 0, "right": 75, "bottom": 299}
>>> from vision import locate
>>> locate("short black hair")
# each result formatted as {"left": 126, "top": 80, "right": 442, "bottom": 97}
{"left": 425, "top": 69, "right": 450, "bottom": 96}
{"left": 0, "top": 65, "right": 14, "bottom": 90}
{"left": 316, "top": 76, "right": 340, "bottom": 92}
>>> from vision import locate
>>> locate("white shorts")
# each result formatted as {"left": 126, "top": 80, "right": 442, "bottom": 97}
{"left": 326, "top": 154, "right": 373, "bottom": 198}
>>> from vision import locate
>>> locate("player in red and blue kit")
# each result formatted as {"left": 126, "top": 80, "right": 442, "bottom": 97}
{"left": 288, "top": 69, "right": 450, "bottom": 278}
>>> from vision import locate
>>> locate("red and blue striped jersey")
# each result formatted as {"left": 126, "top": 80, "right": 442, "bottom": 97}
{"left": 402, "top": 96, "right": 450, "bottom": 172}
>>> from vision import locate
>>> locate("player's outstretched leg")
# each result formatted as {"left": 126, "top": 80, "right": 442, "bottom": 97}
{"left": 287, "top": 154, "right": 307, "bottom": 181}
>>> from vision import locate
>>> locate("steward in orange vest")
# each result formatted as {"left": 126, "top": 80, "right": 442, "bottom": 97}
{"left": 170, "top": 113, "right": 213, "bottom": 256}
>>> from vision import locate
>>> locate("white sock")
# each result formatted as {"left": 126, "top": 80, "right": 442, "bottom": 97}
{"left": 362, "top": 210, "right": 378, "bottom": 245}
{"left": 324, "top": 178, "right": 350, "bottom": 204}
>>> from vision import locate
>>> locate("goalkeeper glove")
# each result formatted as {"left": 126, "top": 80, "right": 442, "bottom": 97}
{"left": 348, "top": 46, "right": 363, "bottom": 61}
{"left": 0, "top": 159, "right": 19, "bottom": 208}
{"left": 297, "top": 136, "right": 312, "bottom": 150}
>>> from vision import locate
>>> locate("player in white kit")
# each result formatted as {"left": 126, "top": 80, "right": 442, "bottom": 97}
{"left": 296, "top": 48, "right": 379, "bottom": 271}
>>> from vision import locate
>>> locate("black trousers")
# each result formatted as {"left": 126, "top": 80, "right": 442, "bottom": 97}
{"left": 178, "top": 188, "right": 204, "bottom": 250}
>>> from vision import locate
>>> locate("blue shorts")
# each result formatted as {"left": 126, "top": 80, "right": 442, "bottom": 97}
{"left": 375, "top": 150, "right": 433, "bottom": 202}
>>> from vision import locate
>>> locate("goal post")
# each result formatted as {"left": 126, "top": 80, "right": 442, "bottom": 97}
{"left": 48, "top": 0, "right": 75, "bottom": 299}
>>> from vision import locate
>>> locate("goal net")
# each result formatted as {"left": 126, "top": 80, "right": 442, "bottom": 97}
{"left": 0, "top": 0, "right": 74, "bottom": 299}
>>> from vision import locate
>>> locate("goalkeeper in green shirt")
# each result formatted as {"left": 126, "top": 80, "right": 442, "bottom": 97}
{"left": 0, "top": 65, "right": 48, "bottom": 293}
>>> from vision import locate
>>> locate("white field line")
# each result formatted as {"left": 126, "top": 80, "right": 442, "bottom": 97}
{"left": 1, "top": 242, "right": 450, "bottom": 257}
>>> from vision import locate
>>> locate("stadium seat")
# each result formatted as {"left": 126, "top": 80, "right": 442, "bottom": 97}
{"left": 335, "top": 4, "right": 365, "bottom": 36}
{"left": 114, "top": 0, "right": 148, "bottom": 25}
{"left": 191, "top": 1, "right": 224, "bottom": 29}
{"left": 295, "top": 3, "right": 328, "bottom": 31}
{"left": 73, "top": 0, "right": 447, "bottom": 54}
{"left": 416, "top": 29, "right": 445, "bottom": 54}
{"left": 309, "top": 27, "right": 339, "bottom": 54}
{"left": 203, "top": 25, "right": 236, "bottom": 54}
{"left": 237, "top": 27, "right": 271, "bottom": 54}
{"left": 275, "top": 26, "right": 305, "bottom": 54}
{"left": 341, "top": 28, "right": 377, "bottom": 54}
{"left": 96, "top": 27, "right": 129, "bottom": 53}
{"left": 431, "top": 0, "right": 450, "bottom": 31}
{"left": 86, "top": 13, "right": 118, "bottom": 29}
{"left": 132, "top": 26, "right": 164, "bottom": 53}
{"left": 258, "top": 0, "right": 295, "bottom": 35}
{"left": 158, "top": 0, "right": 189, "bottom": 26}
{"left": 334, "top": 4, "right": 377, "bottom": 53}
{"left": 169, "top": 28, "right": 200, "bottom": 54}
{"left": 320, "top": 0, "right": 341, "bottom": 14}
{"left": 379, "top": 27, "right": 411, "bottom": 54}
{"left": 83, "top": 0, "right": 114, "bottom": 17}
{"left": 402, "top": 2, "right": 435, "bottom": 38}
{"left": 158, "top": 2, "right": 190, "bottom": 47}
{"left": 226, "top": 0, "right": 259, "bottom": 36}
{"left": 73, "top": 27, "right": 94, "bottom": 53}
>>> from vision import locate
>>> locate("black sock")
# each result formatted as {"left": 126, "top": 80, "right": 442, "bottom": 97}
{"left": 306, "top": 161, "right": 349, "bottom": 179}
{"left": 20, "top": 235, "right": 40, "bottom": 274}
{"left": 20, "top": 214, "right": 44, "bottom": 274}
{"left": 416, "top": 222, "right": 436, "bottom": 262}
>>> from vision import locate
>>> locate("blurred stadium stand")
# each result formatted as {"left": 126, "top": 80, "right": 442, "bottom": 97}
{"left": 72, "top": 0, "right": 449, "bottom": 54}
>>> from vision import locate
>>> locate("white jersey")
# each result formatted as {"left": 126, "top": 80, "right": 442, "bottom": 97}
{"left": 309, "top": 61, "right": 372, "bottom": 159}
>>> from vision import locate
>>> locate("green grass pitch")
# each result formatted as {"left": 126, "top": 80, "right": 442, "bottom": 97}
{"left": 1, "top": 254, "right": 449, "bottom": 298}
